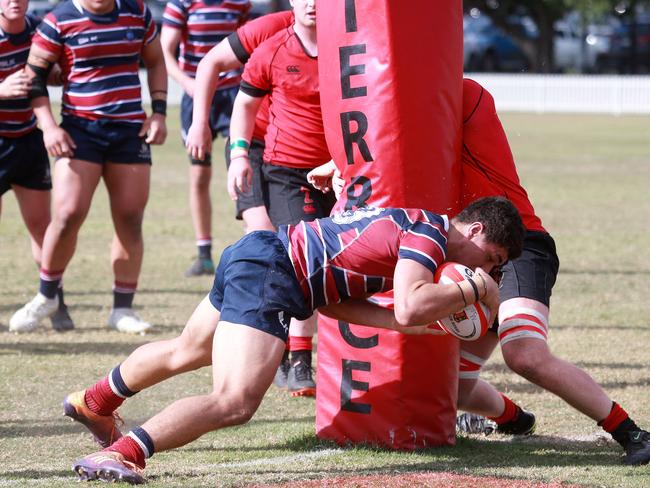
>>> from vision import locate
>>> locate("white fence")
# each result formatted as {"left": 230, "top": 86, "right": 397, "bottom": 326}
{"left": 466, "top": 73, "right": 650, "bottom": 115}
{"left": 52, "top": 73, "right": 650, "bottom": 115}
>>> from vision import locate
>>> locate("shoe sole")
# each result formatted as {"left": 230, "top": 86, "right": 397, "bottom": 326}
{"left": 73, "top": 463, "right": 144, "bottom": 484}
{"left": 63, "top": 397, "right": 122, "bottom": 448}
{"left": 290, "top": 387, "right": 316, "bottom": 397}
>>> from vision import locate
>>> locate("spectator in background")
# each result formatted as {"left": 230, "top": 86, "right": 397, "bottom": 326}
{"left": 160, "top": 0, "right": 250, "bottom": 277}
{"left": 9, "top": 0, "right": 167, "bottom": 334}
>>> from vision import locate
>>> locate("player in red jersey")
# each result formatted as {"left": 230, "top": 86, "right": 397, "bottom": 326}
{"left": 228, "top": 0, "right": 331, "bottom": 396}
{"left": 0, "top": 0, "right": 73, "bottom": 331}
{"left": 161, "top": 0, "right": 250, "bottom": 277}
{"left": 454, "top": 79, "right": 650, "bottom": 465}
{"left": 64, "top": 196, "right": 524, "bottom": 484}
{"left": 9, "top": 0, "right": 168, "bottom": 334}
{"left": 186, "top": 10, "right": 292, "bottom": 235}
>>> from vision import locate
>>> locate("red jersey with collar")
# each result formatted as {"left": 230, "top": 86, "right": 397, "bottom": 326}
{"left": 33, "top": 0, "right": 157, "bottom": 123}
{"left": 162, "top": 0, "right": 249, "bottom": 89}
{"left": 240, "top": 25, "right": 329, "bottom": 168}
{"left": 228, "top": 10, "right": 292, "bottom": 141}
{"left": 461, "top": 78, "right": 545, "bottom": 232}
{"left": 278, "top": 206, "right": 449, "bottom": 311}
{"left": 0, "top": 15, "right": 39, "bottom": 137}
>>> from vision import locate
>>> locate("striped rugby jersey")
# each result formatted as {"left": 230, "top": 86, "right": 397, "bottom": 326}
{"left": 162, "top": 0, "right": 249, "bottom": 89}
{"left": 0, "top": 15, "right": 39, "bottom": 138}
{"left": 33, "top": 0, "right": 158, "bottom": 122}
{"left": 278, "top": 206, "right": 449, "bottom": 311}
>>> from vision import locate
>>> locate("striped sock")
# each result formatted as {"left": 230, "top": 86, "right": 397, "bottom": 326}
{"left": 113, "top": 281, "right": 137, "bottom": 309}
{"left": 488, "top": 393, "right": 519, "bottom": 425}
{"left": 85, "top": 365, "right": 137, "bottom": 416}
{"left": 598, "top": 401, "right": 639, "bottom": 447}
{"left": 39, "top": 269, "right": 64, "bottom": 299}
{"left": 197, "top": 238, "right": 212, "bottom": 260}
{"left": 289, "top": 336, "right": 313, "bottom": 366}
{"left": 105, "top": 427, "right": 153, "bottom": 469}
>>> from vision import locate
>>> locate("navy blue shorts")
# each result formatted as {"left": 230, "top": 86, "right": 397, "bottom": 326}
{"left": 61, "top": 116, "right": 152, "bottom": 165}
{"left": 181, "top": 87, "right": 238, "bottom": 165}
{"left": 225, "top": 137, "right": 267, "bottom": 219}
{"left": 489, "top": 230, "right": 559, "bottom": 331}
{"left": 208, "top": 231, "right": 311, "bottom": 342}
{"left": 0, "top": 129, "right": 51, "bottom": 195}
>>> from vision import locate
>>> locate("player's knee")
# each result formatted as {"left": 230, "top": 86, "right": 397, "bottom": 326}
{"left": 191, "top": 171, "right": 211, "bottom": 191}
{"left": 114, "top": 210, "right": 145, "bottom": 236}
{"left": 52, "top": 206, "right": 86, "bottom": 233}
{"left": 457, "top": 378, "right": 478, "bottom": 410}
{"left": 502, "top": 344, "right": 546, "bottom": 381}
{"left": 205, "top": 392, "right": 259, "bottom": 427}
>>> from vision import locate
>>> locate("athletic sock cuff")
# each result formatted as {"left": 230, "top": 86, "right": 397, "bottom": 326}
{"left": 109, "top": 365, "right": 138, "bottom": 398}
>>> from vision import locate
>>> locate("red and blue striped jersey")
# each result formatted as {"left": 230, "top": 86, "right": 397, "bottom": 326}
{"left": 162, "top": 0, "right": 249, "bottom": 88}
{"left": 33, "top": 0, "right": 158, "bottom": 123}
{"left": 278, "top": 207, "right": 449, "bottom": 310}
{"left": 0, "top": 14, "right": 39, "bottom": 137}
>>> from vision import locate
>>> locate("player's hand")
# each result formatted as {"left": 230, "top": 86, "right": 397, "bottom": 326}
{"left": 185, "top": 121, "right": 212, "bottom": 162}
{"left": 473, "top": 267, "right": 499, "bottom": 324}
{"left": 307, "top": 161, "right": 336, "bottom": 193}
{"left": 227, "top": 156, "right": 252, "bottom": 200}
{"left": 140, "top": 113, "right": 167, "bottom": 145}
{"left": 0, "top": 69, "right": 31, "bottom": 99}
{"left": 393, "top": 322, "right": 446, "bottom": 336}
{"left": 42, "top": 124, "right": 76, "bottom": 158}
{"left": 332, "top": 169, "right": 345, "bottom": 199}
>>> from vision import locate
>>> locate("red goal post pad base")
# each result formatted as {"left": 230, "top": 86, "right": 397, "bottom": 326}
{"left": 315, "top": 314, "right": 459, "bottom": 449}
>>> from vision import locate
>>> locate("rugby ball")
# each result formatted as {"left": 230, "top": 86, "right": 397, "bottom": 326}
{"left": 433, "top": 262, "right": 490, "bottom": 341}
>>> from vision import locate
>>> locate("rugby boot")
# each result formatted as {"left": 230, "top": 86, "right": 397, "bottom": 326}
{"left": 51, "top": 304, "right": 75, "bottom": 332}
{"left": 73, "top": 451, "right": 144, "bottom": 484}
{"left": 63, "top": 390, "right": 123, "bottom": 448}
{"left": 185, "top": 257, "right": 215, "bottom": 277}
{"left": 273, "top": 358, "right": 290, "bottom": 389}
{"left": 109, "top": 308, "right": 152, "bottom": 334}
{"left": 456, "top": 412, "right": 498, "bottom": 435}
{"left": 497, "top": 408, "right": 537, "bottom": 435}
{"left": 623, "top": 430, "right": 650, "bottom": 465}
{"left": 287, "top": 360, "right": 316, "bottom": 397}
{"left": 9, "top": 293, "right": 58, "bottom": 332}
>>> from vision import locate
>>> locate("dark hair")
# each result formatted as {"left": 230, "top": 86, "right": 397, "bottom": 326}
{"left": 455, "top": 196, "right": 525, "bottom": 260}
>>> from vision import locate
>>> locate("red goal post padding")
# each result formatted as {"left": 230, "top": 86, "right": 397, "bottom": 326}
{"left": 315, "top": 0, "right": 464, "bottom": 449}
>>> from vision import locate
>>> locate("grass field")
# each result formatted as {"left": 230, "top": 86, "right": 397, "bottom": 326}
{"left": 1, "top": 111, "right": 649, "bottom": 487}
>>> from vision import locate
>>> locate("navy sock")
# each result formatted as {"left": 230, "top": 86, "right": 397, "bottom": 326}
{"left": 198, "top": 243, "right": 212, "bottom": 260}
{"left": 110, "top": 365, "right": 138, "bottom": 398}
{"left": 39, "top": 278, "right": 61, "bottom": 299}
{"left": 130, "top": 426, "right": 155, "bottom": 458}
{"left": 113, "top": 291, "right": 135, "bottom": 309}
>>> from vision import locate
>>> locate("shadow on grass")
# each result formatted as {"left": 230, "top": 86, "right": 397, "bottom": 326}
{"left": 1, "top": 469, "right": 72, "bottom": 481}
{"left": 0, "top": 418, "right": 85, "bottom": 438}
{"left": 0, "top": 340, "right": 149, "bottom": 356}
{"left": 560, "top": 268, "right": 650, "bottom": 276}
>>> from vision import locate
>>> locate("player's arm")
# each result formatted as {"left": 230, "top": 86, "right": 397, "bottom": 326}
{"left": 160, "top": 25, "right": 194, "bottom": 96}
{"left": 187, "top": 39, "right": 243, "bottom": 161}
{"left": 307, "top": 160, "right": 336, "bottom": 193}
{"left": 26, "top": 46, "right": 76, "bottom": 157}
{"left": 227, "top": 90, "right": 263, "bottom": 199}
{"left": 140, "top": 35, "right": 168, "bottom": 145}
{"left": 318, "top": 299, "right": 444, "bottom": 336}
{"left": 392, "top": 259, "right": 481, "bottom": 326}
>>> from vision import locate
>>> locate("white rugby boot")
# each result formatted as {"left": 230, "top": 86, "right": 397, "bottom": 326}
{"left": 10, "top": 293, "right": 59, "bottom": 332}
{"left": 108, "top": 308, "right": 151, "bottom": 334}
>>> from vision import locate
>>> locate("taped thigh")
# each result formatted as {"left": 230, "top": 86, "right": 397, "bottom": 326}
{"left": 498, "top": 307, "right": 549, "bottom": 346}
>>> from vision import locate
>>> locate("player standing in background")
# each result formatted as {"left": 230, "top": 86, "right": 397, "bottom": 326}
{"left": 185, "top": 9, "right": 292, "bottom": 234}
{"left": 454, "top": 79, "right": 650, "bottom": 465}
{"left": 0, "top": 0, "right": 73, "bottom": 331}
{"left": 160, "top": 0, "right": 250, "bottom": 277}
{"left": 9, "top": 0, "right": 168, "bottom": 334}
{"left": 228, "top": 0, "right": 332, "bottom": 397}
{"left": 66, "top": 197, "right": 523, "bottom": 484}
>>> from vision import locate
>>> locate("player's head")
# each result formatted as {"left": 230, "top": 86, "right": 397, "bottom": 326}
{"left": 290, "top": 0, "right": 316, "bottom": 28}
{"left": 448, "top": 196, "right": 524, "bottom": 272}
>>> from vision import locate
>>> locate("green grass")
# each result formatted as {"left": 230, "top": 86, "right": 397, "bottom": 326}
{"left": 1, "top": 111, "right": 649, "bottom": 487}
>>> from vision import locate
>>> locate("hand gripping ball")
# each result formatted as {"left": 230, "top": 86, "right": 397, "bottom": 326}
{"left": 433, "top": 262, "right": 490, "bottom": 341}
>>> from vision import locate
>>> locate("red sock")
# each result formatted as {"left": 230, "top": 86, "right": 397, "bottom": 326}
{"left": 289, "top": 336, "right": 312, "bottom": 352}
{"left": 488, "top": 393, "right": 519, "bottom": 425}
{"left": 105, "top": 435, "right": 146, "bottom": 469}
{"left": 85, "top": 377, "right": 125, "bottom": 416}
{"left": 598, "top": 402, "right": 629, "bottom": 433}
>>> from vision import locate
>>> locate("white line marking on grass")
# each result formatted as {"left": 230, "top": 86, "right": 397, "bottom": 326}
{"left": 206, "top": 448, "right": 342, "bottom": 469}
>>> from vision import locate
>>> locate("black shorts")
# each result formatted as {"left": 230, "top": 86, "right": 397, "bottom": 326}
{"left": 209, "top": 231, "right": 311, "bottom": 342}
{"left": 61, "top": 116, "right": 152, "bottom": 165}
{"left": 0, "top": 129, "right": 51, "bottom": 195}
{"left": 181, "top": 87, "right": 237, "bottom": 165}
{"left": 262, "top": 162, "right": 337, "bottom": 227}
{"left": 225, "top": 138, "right": 267, "bottom": 219}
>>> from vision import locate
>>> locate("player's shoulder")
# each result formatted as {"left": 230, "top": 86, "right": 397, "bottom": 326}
{"left": 246, "top": 25, "right": 293, "bottom": 64}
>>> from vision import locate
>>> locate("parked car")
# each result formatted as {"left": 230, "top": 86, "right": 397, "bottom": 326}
{"left": 463, "top": 11, "right": 531, "bottom": 72}
{"left": 553, "top": 14, "right": 617, "bottom": 73}
{"left": 603, "top": 14, "right": 650, "bottom": 73}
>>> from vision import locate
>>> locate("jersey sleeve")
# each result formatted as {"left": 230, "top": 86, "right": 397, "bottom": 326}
{"left": 240, "top": 41, "right": 273, "bottom": 97}
{"left": 162, "top": 0, "right": 187, "bottom": 29}
{"left": 142, "top": 4, "right": 158, "bottom": 45}
{"left": 229, "top": 11, "right": 293, "bottom": 64}
{"left": 397, "top": 216, "right": 448, "bottom": 275}
{"left": 32, "top": 12, "right": 64, "bottom": 59}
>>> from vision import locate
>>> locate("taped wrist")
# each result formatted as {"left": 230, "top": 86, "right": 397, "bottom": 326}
{"left": 27, "top": 62, "right": 52, "bottom": 99}
{"left": 152, "top": 99, "right": 167, "bottom": 116}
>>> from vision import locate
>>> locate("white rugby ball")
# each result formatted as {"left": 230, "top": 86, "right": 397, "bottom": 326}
{"left": 433, "top": 262, "right": 490, "bottom": 341}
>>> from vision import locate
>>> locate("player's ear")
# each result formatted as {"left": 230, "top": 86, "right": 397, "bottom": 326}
{"left": 467, "top": 221, "right": 484, "bottom": 238}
